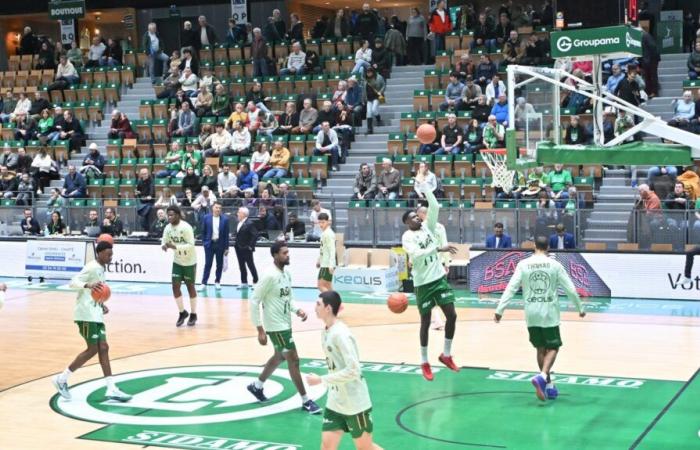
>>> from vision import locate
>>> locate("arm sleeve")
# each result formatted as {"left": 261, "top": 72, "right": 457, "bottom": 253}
{"left": 425, "top": 188, "right": 439, "bottom": 234}
{"left": 321, "top": 333, "right": 362, "bottom": 385}
{"left": 558, "top": 263, "right": 583, "bottom": 313}
{"left": 69, "top": 265, "right": 92, "bottom": 290}
{"left": 496, "top": 262, "right": 523, "bottom": 316}
{"left": 249, "top": 275, "right": 268, "bottom": 327}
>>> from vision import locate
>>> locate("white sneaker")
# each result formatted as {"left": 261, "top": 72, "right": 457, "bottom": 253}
{"left": 238, "top": 284, "right": 249, "bottom": 290}
{"left": 52, "top": 375, "right": 71, "bottom": 400}
{"left": 105, "top": 387, "right": 132, "bottom": 402}
{"left": 215, "top": 283, "right": 221, "bottom": 290}
{"left": 198, "top": 283, "right": 207, "bottom": 290}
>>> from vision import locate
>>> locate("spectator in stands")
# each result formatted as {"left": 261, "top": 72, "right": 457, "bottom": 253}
{"left": 436, "top": 113, "right": 463, "bottom": 155}
{"left": 157, "top": 67, "right": 181, "bottom": 100}
{"left": 36, "top": 109, "right": 55, "bottom": 143}
{"left": 179, "top": 48, "right": 199, "bottom": 77}
{"left": 410, "top": 161, "right": 439, "bottom": 205}
{"left": 494, "top": 13, "right": 513, "bottom": 49}
{"left": 271, "top": 9, "right": 286, "bottom": 38}
{"left": 605, "top": 64, "right": 625, "bottom": 94}
{"left": 429, "top": 0, "right": 453, "bottom": 52}
{"left": 15, "top": 148, "right": 32, "bottom": 175}
{"left": 514, "top": 97, "right": 536, "bottom": 130}
{"left": 155, "top": 187, "right": 180, "bottom": 208}
{"left": 352, "top": 40, "right": 372, "bottom": 76}
{"left": 85, "top": 36, "right": 105, "bottom": 68}
{"left": 246, "top": 82, "right": 271, "bottom": 114}
{"left": 263, "top": 141, "right": 291, "bottom": 180}
{"left": 66, "top": 41, "right": 83, "bottom": 69}
{"left": 688, "top": 42, "right": 700, "bottom": 80}
{"left": 57, "top": 110, "right": 84, "bottom": 153}
{"left": 615, "top": 65, "right": 642, "bottom": 109}
{"left": 230, "top": 120, "right": 251, "bottom": 156}
{"left": 101, "top": 207, "right": 124, "bottom": 236}
{"left": 62, "top": 165, "right": 86, "bottom": 199}
{"left": 27, "top": 93, "right": 49, "bottom": 121}
{"left": 236, "top": 162, "right": 258, "bottom": 197}
{"left": 308, "top": 199, "right": 331, "bottom": 241}
{"left": 406, "top": 8, "right": 426, "bottom": 66}
{"left": 246, "top": 102, "right": 262, "bottom": 133}
{"left": 384, "top": 23, "right": 406, "bottom": 67}
{"left": 182, "top": 146, "right": 203, "bottom": 176}
{"left": 491, "top": 93, "right": 509, "bottom": 126}
{"left": 211, "top": 83, "right": 231, "bottom": 117}
{"left": 669, "top": 91, "right": 696, "bottom": 129}
{"left": 144, "top": 22, "right": 170, "bottom": 84}
{"left": 102, "top": 38, "right": 123, "bottom": 67}
{"left": 197, "top": 15, "right": 218, "bottom": 47}
{"left": 250, "top": 144, "right": 271, "bottom": 178}
{"left": 454, "top": 54, "right": 474, "bottom": 83}
{"left": 276, "top": 102, "right": 299, "bottom": 135}
{"left": 285, "top": 212, "right": 306, "bottom": 239}
{"left": 305, "top": 46, "right": 322, "bottom": 74}
{"left": 135, "top": 168, "right": 155, "bottom": 230}
{"left": 198, "top": 124, "right": 214, "bottom": 151}
{"left": 485, "top": 75, "right": 506, "bottom": 106}
{"left": 311, "top": 16, "right": 329, "bottom": 39}
{"left": 297, "top": 98, "right": 318, "bottom": 135}
{"left": 16, "top": 174, "right": 35, "bottom": 206}
{"left": 107, "top": 110, "right": 135, "bottom": 140}
{"left": 44, "top": 211, "right": 65, "bottom": 235}
{"left": 665, "top": 181, "right": 689, "bottom": 229}
{"left": 549, "top": 223, "right": 575, "bottom": 250}
{"left": 36, "top": 41, "right": 56, "bottom": 71}
{"left": 204, "top": 123, "right": 232, "bottom": 160}
{"left": 464, "top": 118, "right": 484, "bottom": 164}
{"left": 327, "top": 9, "right": 349, "bottom": 39}
{"left": 564, "top": 115, "right": 587, "bottom": 145}
{"left": 258, "top": 111, "right": 278, "bottom": 138}
{"left": 251, "top": 28, "right": 269, "bottom": 77}
{"left": 365, "top": 67, "right": 385, "bottom": 134}
{"left": 502, "top": 30, "right": 523, "bottom": 67}
{"left": 0, "top": 166, "right": 17, "bottom": 199}
{"left": 172, "top": 101, "right": 196, "bottom": 138}
{"left": 20, "top": 209, "right": 40, "bottom": 235}
{"left": 377, "top": 158, "right": 400, "bottom": 199}
{"left": 14, "top": 112, "right": 36, "bottom": 145}
{"left": 637, "top": 183, "right": 663, "bottom": 229}
{"left": 12, "top": 92, "right": 31, "bottom": 119}
{"left": 520, "top": 34, "right": 547, "bottom": 66}
{"left": 475, "top": 55, "right": 497, "bottom": 90}
{"left": 158, "top": 142, "right": 183, "bottom": 178}
{"left": 0, "top": 92, "right": 16, "bottom": 123}
{"left": 150, "top": 209, "right": 168, "bottom": 238}
{"left": 46, "top": 188, "right": 64, "bottom": 217}
{"left": 192, "top": 185, "right": 217, "bottom": 220}
{"left": 440, "top": 72, "right": 465, "bottom": 112}
{"left": 344, "top": 77, "right": 364, "bottom": 122}
{"left": 647, "top": 165, "right": 678, "bottom": 186}
{"left": 417, "top": 118, "right": 441, "bottom": 155}
{"left": 0, "top": 145, "right": 17, "bottom": 173}
{"left": 180, "top": 21, "right": 198, "bottom": 51}
{"left": 472, "top": 13, "right": 496, "bottom": 52}
{"left": 356, "top": 4, "right": 378, "bottom": 42}
{"left": 19, "top": 27, "right": 38, "bottom": 56}
{"left": 485, "top": 222, "right": 512, "bottom": 248}
{"left": 547, "top": 164, "right": 572, "bottom": 208}
{"left": 193, "top": 85, "right": 213, "bottom": 118}
{"left": 30, "top": 147, "right": 55, "bottom": 195}
{"left": 182, "top": 166, "right": 202, "bottom": 195}
{"left": 371, "top": 38, "right": 391, "bottom": 77}
{"left": 181, "top": 188, "right": 195, "bottom": 207}
{"left": 286, "top": 13, "right": 304, "bottom": 43}
{"left": 352, "top": 163, "right": 377, "bottom": 200}
{"left": 314, "top": 101, "right": 336, "bottom": 133}
{"left": 179, "top": 67, "right": 199, "bottom": 97}
{"left": 314, "top": 121, "right": 341, "bottom": 172}
{"left": 50, "top": 55, "right": 79, "bottom": 90}
{"left": 217, "top": 163, "right": 237, "bottom": 200}
{"left": 281, "top": 42, "right": 306, "bottom": 76}
{"left": 614, "top": 110, "right": 635, "bottom": 143}
{"left": 263, "top": 16, "right": 282, "bottom": 43}
{"left": 483, "top": 115, "right": 505, "bottom": 148}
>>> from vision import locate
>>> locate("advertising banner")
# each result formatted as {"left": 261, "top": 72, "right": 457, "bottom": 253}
{"left": 550, "top": 26, "right": 643, "bottom": 58}
{"left": 25, "top": 240, "right": 89, "bottom": 279}
{"left": 333, "top": 267, "right": 399, "bottom": 293}
{"left": 230, "top": 0, "right": 247, "bottom": 24}
{"left": 657, "top": 20, "right": 683, "bottom": 54}
{"left": 59, "top": 19, "right": 75, "bottom": 46}
{"left": 48, "top": 0, "right": 85, "bottom": 20}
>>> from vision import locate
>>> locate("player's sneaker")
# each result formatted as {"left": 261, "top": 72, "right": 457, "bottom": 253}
{"left": 421, "top": 362, "right": 434, "bottom": 381}
{"left": 176, "top": 310, "right": 189, "bottom": 327}
{"left": 105, "top": 387, "right": 132, "bottom": 402}
{"left": 431, "top": 316, "right": 444, "bottom": 330}
{"left": 438, "top": 353, "right": 460, "bottom": 372}
{"left": 545, "top": 384, "right": 559, "bottom": 400}
{"left": 238, "top": 284, "right": 249, "bottom": 290}
{"left": 187, "top": 313, "right": 197, "bottom": 326}
{"left": 215, "top": 283, "right": 221, "bottom": 290}
{"left": 302, "top": 399, "right": 322, "bottom": 414}
{"left": 198, "top": 283, "right": 207, "bottom": 291}
{"left": 247, "top": 383, "right": 269, "bottom": 402}
{"left": 531, "top": 375, "right": 547, "bottom": 401}
{"left": 52, "top": 375, "right": 71, "bottom": 400}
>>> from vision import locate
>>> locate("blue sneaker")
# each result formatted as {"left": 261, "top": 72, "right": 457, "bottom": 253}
{"left": 545, "top": 384, "right": 559, "bottom": 400}
{"left": 302, "top": 399, "right": 322, "bottom": 415}
{"left": 531, "top": 375, "right": 547, "bottom": 401}
{"left": 247, "top": 383, "right": 269, "bottom": 402}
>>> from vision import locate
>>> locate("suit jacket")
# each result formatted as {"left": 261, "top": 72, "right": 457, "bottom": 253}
{"left": 21, "top": 217, "right": 40, "bottom": 235}
{"left": 549, "top": 232, "right": 576, "bottom": 250}
{"left": 233, "top": 218, "right": 257, "bottom": 251}
{"left": 485, "top": 234, "right": 512, "bottom": 249}
{"left": 202, "top": 213, "right": 230, "bottom": 250}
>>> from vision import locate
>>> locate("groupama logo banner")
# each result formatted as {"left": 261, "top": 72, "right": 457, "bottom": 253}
{"left": 551, "top": 26, "right": 643, "bottom": 58}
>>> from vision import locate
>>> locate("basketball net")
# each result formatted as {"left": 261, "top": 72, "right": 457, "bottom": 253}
{"left": 480, "top": 150, "right": 515, "bottom": 192}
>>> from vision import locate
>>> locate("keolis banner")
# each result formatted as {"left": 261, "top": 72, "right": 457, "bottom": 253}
{"left": 550, "top": 26, "right": 643, "bottom": 58}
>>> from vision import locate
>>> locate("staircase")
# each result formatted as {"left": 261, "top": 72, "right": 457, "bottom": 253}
{"left": 642, "top": 52, "right": 688, "bottom": 121}
{"left": 316, "top": 65, "right": 432, "bottom": 232}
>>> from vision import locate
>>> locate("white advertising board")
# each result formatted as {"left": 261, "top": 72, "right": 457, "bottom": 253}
{"left": 24, "top": 240, "right": 89, "bottom": 279}
{"left": 332, "top": 267, "right": 399, "bottom": 293}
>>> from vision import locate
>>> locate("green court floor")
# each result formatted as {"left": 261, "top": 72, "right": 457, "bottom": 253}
{"left": 49, "top": 360, "right": 698, "bottom": 450}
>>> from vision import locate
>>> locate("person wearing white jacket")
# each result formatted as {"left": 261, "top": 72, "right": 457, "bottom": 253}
{"left": 230, "top": 121, "right": 251, "bottom": 155}
{"left": 12, "top": 92, "right": 31, "bottom": 120}
{"left": 314, "top": 121, "right": 340, "bottom": 172}
{"left": 351, "top": 40, "right": 372, "bottom": 75}
{"left": 484, "top": 75, "right": 507, "bottom": 105}
{"left": 204, "top": 122, "right": 232, "bottom": 158}
{"left": 179, "top": 67, "right": 199, "bottom": 97}
{"left": 280, "top": 42, "right": 306, "bottom": 76}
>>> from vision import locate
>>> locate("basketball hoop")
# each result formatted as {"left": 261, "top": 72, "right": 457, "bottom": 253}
{"left": 480, "top": 149, "right": 515, "bottom": 192}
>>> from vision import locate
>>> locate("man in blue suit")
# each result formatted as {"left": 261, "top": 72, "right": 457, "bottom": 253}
{"left": 201, "top": 202, "right": 230, "bottom": 290}
{"left": 485, "top": 222, "right": 512, "bottom": 249}
{"left": 549, "top": 223, "right": 576, "bottom": 250}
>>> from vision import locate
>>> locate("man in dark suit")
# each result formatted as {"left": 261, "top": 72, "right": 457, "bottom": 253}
{"left": 234, "top": 206, "right": 258, "bottom": 289}
{"left": 201, "top": 202, "right": 230, "bottom": 290}
{"left": 21, "top": 208, "right": 40, "bottom": 235}
{"left": 549, "top": 223, "right": 576, "bottom": 250}
{"left": 485, "top": 222, "right": 512, "bottom": 249}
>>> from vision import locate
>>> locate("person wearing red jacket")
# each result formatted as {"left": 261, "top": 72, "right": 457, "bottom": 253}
{"left": 429, "top": 0, "right": 453, "bottom": 52}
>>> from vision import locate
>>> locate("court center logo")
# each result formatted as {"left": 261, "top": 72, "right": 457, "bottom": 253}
{"left": 556, "top": 36, "right": 572, "bottom": 53}
{"left": 51, "top": 365, "right": 326, "bottom": 426}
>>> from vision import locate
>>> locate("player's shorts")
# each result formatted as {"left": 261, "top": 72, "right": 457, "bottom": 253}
{"left": 76, "top": 321, "right": 106, "bottom": 345}
{"left": 318, "top": 267, "right": 333, "bottom": 282}
{"left": 172, "top": 262, "right": 196, "bottom": 283}
{"left": 322, "top": 407, "right": 373, "bottom": 439}
{"left": 528, "top": 326, "right": 562, "bottom": 349}
{"left": 267, "top": 329, "right": 296, "bottom": 353}
{"left": 414, "top": 276, "right": 455, "bottom": 316}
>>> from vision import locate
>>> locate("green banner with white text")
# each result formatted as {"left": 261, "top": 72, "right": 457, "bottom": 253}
{"left": 49, "top": 0, "right": 85, "bottom": 20}
{"left": 550, "top": 26, "right": 643, "bottom": 58}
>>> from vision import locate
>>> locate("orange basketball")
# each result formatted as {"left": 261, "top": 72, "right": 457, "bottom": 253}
{"left": 97, "top": 234, "right": 114, "bottom": 245}
{"left": 416, "top": 123, "right": 437, "bottom": 144}
{"left": 91, "top": 283, "right": 111, "bottom": 303}
{"left": 387, "top": 292, "right": 408, "bottom": 314}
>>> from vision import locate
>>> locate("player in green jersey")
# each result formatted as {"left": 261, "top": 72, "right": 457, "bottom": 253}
{"left": 402, "top": 185, "right": 458, "bottom": 381}
{"left": 416, "top": 205, "right": 450, "bottom": 330}
{"left": 307, "top": 291, "right": 383, "bottom": 450}
{"left": 161, "top": 205, "right": 198, "bottom": 327}
{"left": 317, "top": 212, "right": 336, "bottom": 292}
{"left": 247, "top": 241, "right": 322, "bottom": 414}
{"left": 52, "top": 241, "right": 131, "bottom": 402}
{"left": 495, "top": 236, "right": 586, "bottom": 401}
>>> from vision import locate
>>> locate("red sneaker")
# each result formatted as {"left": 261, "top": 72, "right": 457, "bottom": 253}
{"left": 421, "top": 362, "right": 434, "bottom": 381}
{"left": 438, "top": 353, "right": 460, "bottom": 372}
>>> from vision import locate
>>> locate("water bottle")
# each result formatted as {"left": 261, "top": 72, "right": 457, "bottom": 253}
{"left": 44, "top": 225, "right": 50, "bottom": 237}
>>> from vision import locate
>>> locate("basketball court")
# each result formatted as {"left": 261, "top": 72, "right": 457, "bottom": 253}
{"left": 1, "top": 278, "right": 699, "bottom": 449}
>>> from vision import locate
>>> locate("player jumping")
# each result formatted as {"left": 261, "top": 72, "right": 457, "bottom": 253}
{"left": 402, "top": 185, "right": 459, "bottom": 381}
{"left": 317, "top": 212, "right": 336, "bottom": 292}
{"left": 494, "top": 236, "right": 586, "bottom": 401}
{"left": 307, "top": 291, "right": 383, "bottom": 450}
{"left": 161, "top": 205, "right": 198, "bottom": 327}
{"left": 52, "top": 241, "right": 131, "bottom": 402}
{"left": 416, "top": 205, "right": 450, "bottom": 330}
{"left": 247, "top": 241, "right": 322, "bottom": 414}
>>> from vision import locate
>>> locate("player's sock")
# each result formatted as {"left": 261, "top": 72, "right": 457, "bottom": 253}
{"left": 105, "top": 376, "right": 115, "bottom": 391}
{"left": 420, "top": 346, "right": 429, "bottom": 364}
{"left": 175, "top": 296, "right": 184, "bottom": 312}
{"left": 58, "top": 368, "right": 72, "bottom": 383}
{"left": 443, "top": 339, "right": 453, "bottom": 357}
{"left": 301, "top": 394, "right": 309, "bottom": 402}
{"left": 540, "top": 372, "right": 547, "bottom": 380}
{"left": 254, "top": 379, "right": 264, "bottom": 389}
{"left": 190, "top": 296, "right": 197, "bottom": 314}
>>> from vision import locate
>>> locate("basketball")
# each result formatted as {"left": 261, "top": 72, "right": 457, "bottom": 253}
{"left": 97, "top": 234, "right": 114, "bottom": 245}
{"left": 416, "top": 123, "right": 437, "bottom": 144}
{"left": 387, "top": 292, "right": 408, "bottom": 314}
{"left": 91, "top": 283, "right": 111, "bottom": 303}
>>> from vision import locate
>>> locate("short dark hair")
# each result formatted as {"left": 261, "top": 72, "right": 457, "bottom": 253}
{"left": 166, "top": 205, "right": 182, "bottom": 216}
{"left": 494, "top": 222, "right": 504, "bottom": 229}
{"left": 319, "top": 290, "right": 342, "bottom": 315}
{"left": 318, "top": 212, "right": 329, "bottom": 221}
{"left": 402, "top": 210, "right": 414, "bottom": 224}
{"left": 95, "top": 241, "right": 113, "bottom": 254}
{"left": 215, "top": 122, "right": 224, "bottom": 128}
{"left": 535, "top": 236, "right": 549, "bottom": 250}
{"left": 270, "top": 241, "right": 287, "bottom": 256}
